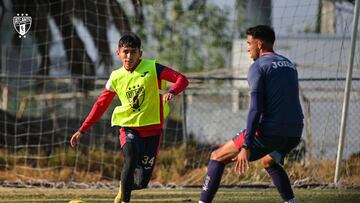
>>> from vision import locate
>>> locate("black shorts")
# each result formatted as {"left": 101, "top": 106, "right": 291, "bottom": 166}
{"left": 120, "top": 128, "right": 161, "bottom": 171}
{"left": 232, "top": 128, "right": 302, "bottom": 164}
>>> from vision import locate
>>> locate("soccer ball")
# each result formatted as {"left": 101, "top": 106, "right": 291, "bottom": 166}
{"left": 68, "top": 200, "right": 84, "bottom": 203}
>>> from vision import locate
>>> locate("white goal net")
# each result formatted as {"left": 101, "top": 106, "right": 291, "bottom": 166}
{"left": 0, "top": 0, "right": 359, "bottom": 187}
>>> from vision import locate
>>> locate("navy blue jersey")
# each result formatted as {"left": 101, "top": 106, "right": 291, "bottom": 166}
{"left": 245, "top": 53, "right": 304, "bottom": 146}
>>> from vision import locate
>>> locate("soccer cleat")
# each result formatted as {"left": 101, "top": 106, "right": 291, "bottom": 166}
{"left": 114, "top": 182, "right": 122, "bottom": 203}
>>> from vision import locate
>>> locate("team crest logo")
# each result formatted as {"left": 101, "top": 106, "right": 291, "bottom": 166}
{"left": 13, "top": 13, "right": 32, "bottom": 38}
{"left": 126, "top": 85, "right": 145, "bottom": 111}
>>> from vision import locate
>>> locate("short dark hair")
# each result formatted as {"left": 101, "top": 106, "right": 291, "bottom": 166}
{"left": 118, "top": 33, "right": 141, "bottom": 49}
{"left": 246, "top": 25, "right": 275, "bottom": 44}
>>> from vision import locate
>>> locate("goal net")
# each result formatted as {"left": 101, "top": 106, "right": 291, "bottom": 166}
{"left": 0, "top": 0, "right": 359, "bottom": 187}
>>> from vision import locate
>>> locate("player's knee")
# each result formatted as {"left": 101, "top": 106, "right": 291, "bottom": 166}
{"left": 133, "top": 173, "right": 150, "bottom": 190}
{"left": 261, "top": 160, "right": 271, "bottom": 168}
{"left": 261, "top": 156, "right": 276, "bottom": 168}
{"left": 134, "top": 177, "right": 150, "bottom": 189}
{"left": 210, "top": 150, "right": 222, "bottom": 161}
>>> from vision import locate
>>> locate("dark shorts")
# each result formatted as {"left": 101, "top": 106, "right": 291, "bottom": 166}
{"left": 232, "top": 129, "right": 302, "bottom": 164}
{"left": 120, "top": 128, "right": 161, "bottom": 172}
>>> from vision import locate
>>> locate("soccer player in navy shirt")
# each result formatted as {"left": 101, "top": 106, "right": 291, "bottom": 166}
{"left": 198, "top": 25, "right": 304, "bottom": 203}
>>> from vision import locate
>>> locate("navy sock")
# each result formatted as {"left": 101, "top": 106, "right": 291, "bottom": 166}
{"left": 199, "top": 160, "right": 225, "bottom": 203}
{"left": 265, "top": 163, "right": 295, "bottom": 201}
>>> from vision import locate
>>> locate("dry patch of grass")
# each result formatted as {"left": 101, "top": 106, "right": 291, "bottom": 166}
{"left": 0, "top": 146, "right": 359, "bottom": 186}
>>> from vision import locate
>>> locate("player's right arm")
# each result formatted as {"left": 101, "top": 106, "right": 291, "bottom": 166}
{"left": 233, "top": 63, "right": 264, "bottom": 174}
{"left": 70, "top": 131, "right": 82, "bottom": 148}
{"left": 70, "top": 86, "right": 116, "bottom": 148}
{"left": 244, "top": 64, "right": 264, "bottom": 148}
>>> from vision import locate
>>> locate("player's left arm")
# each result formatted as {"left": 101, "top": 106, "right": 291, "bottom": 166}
{"left": 157, "top": 64, "right": 189, "bottom": 101}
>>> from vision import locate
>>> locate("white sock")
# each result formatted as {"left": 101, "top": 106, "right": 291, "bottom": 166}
{"left": 198, "top": 201, "right": 205, "bottom": 203}
{"left": 284, "top": 198, "right": 296, "bottom": 203}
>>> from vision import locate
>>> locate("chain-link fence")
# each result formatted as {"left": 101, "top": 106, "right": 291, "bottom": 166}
{"left": 1, "top": 76, "right": 359, "bottom": 186}
{"left": 185, "top": 78, "right": 360, "bottom": 160}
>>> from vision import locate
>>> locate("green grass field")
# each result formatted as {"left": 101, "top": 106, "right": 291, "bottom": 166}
{"left": 1, "top": 187, "right": 360, "bottom": 203}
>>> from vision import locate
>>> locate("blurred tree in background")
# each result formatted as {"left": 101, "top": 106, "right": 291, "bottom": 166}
{"left": 6, "top": 0, "right": 234, "bottom": 76}
{"left": 9, "top": 0, "right": 139, "bottom": 90}
{"left": 133, "top": 0, "right": 233, "bottom": 72}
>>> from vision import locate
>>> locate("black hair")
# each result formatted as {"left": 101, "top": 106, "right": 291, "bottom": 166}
{"left": 118, "top": 32, "right": 141, "bottom": 49}
{"left": 246, "top": 25, "right": 275, "bottom": 44}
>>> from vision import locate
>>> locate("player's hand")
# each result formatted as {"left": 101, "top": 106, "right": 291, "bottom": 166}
{"left": 70, "top": 131, "right": 82, "bottom": 149}
{"left": 163, "top": 92, "right": 175, "bottom": 102}
{"left": 232, "top": 148, "right": 250, "bottom": 175}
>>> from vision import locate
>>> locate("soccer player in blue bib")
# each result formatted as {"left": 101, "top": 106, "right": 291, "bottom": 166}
{"left": 198, "top": 25, "right": 304, "bottom": 203}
